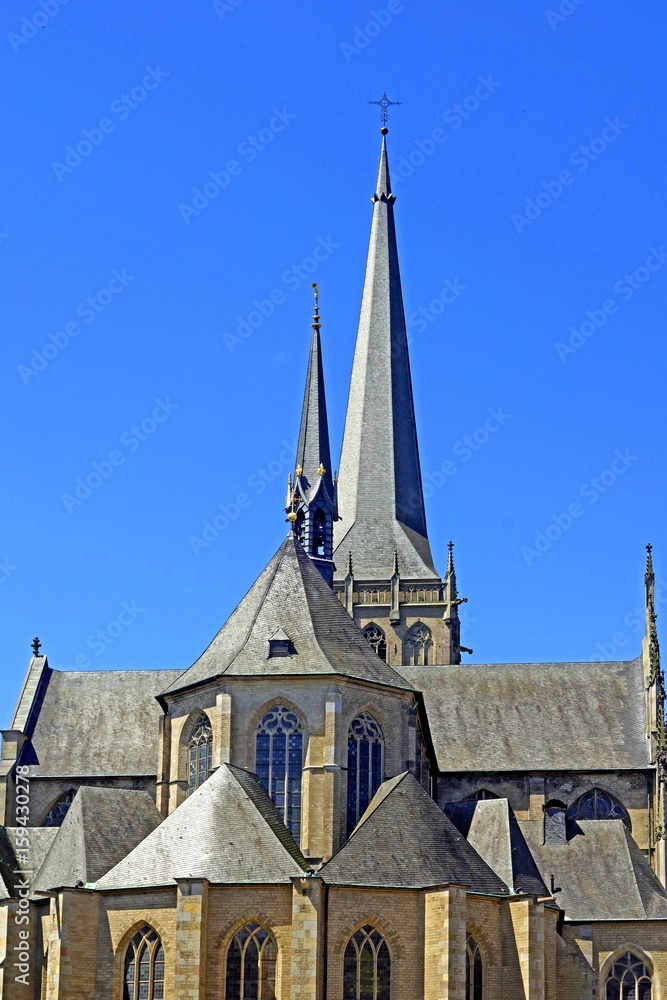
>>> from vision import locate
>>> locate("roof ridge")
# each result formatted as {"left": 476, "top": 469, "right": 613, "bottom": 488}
{"left": 224, "top": 539, "right": 288, "bottom": 675}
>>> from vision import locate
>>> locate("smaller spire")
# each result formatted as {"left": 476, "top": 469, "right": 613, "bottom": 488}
{"left": 646, "top": 542, "right": 655, "bottom": 582}
{"left": 443, "top": 544, "right": 472, "bottom": 663}
{"left": 288, "top": 289, "right": 338, "bottom": 586}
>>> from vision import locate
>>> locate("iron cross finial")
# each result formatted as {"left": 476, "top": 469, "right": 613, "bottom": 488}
{"left": 368, "top": 91, "right": 401, "bottom": 129}
{"left": 32, "top": 636, "right": 41, "bottom": 656}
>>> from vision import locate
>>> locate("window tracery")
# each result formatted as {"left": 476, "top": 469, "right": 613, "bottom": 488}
{"left": 42, "top": 789, "right": 76, "bottom": 827}
{"left": 123, "top": 926, "right": 165, "bottom": 1000}
{"left": 188, "top": 714, "right": 213, "bottom": 795}
{"left": 362, "top": 624, "right": 387, "bottom": 662}
{"left": 605, "top": 952, "right": 651, "bottom": 999}
{"left": 566, "top": 788, "right": 631, "bottom": 829}
{"left": 404, "top": 622, "right": 432, "bottom": 665}
{"left": 255, "top": 706, "right": 303, "bottom": 841}
{"left": 347, "top": 713, "right": 384, "bottom": 836}
{"left": 343, "top": 925, "right": 390, "bottom": 1000}
{"left": 225, "top": 923, "right": 277, "bottom": 1000}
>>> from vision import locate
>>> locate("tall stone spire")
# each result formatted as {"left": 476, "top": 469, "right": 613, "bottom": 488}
{"left": 287, "top": 285, "right": 338, "bottom": 586}
{"left": 333, "top": 131, "right": 437, "bottom": 582}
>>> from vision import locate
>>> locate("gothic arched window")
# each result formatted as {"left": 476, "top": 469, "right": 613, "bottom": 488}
{"left": 343, "top": 925, "right": 390, "bottom": 1000}
{"left": 225, "top": 923, "right": 277, "bottom": 1000}
{"left": 566, "top": 789, "right": 631, "bottom": 829}
{"left": 312, "top": 508, "right": 326, "bottom": 556}
{"left": 404, "top": 622, "right": 432, "bottom": 666}
{"left": 188, "top": 714, "right": 213, "bottom": 795}
{"left": 465, "top": 789, "right": 499, "bottom": 802}
{"left": 347, "top": 713, "right": 384, "bottom": 836}
{"left": 605, "top": 952, "right": 652, "bottom": 999}
{"left": 362, "top": 623, "right": 387, "bottom": 662}
{"left": 255, "top": 706, "right": 304, "bottom": 841}
{"left": 466, "top": 933, "right": 483, "bottom": 1000}
{"left": 123, "top": 926, "right": 165, "bottom": 1000}
{"left": 42, "top": 789, "right": 76, "bottom": 827}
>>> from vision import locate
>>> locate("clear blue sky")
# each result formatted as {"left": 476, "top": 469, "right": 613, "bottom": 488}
{"left": 2, "top": 0, "right": 666, "bottom": 717}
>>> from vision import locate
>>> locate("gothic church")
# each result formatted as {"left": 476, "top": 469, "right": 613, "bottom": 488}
{"left": 1, "top": 129, "right": 666, "bottom": 1000}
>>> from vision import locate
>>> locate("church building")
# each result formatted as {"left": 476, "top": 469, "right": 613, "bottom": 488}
{"left": 1, "top": 126, "right": 666, "bottom": 1000}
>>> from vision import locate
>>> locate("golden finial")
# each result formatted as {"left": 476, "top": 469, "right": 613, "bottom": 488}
{"left": 285, "top": 489, "right": 298, "bottom": 522}
{"left": 311, "top": 283, "right": 321, "bottom": 331}
{"left": 317, "top": 463, "right": 326, "bottom": 476}
{"left": 295, "top": 465, "right": 303, "bottom": 477}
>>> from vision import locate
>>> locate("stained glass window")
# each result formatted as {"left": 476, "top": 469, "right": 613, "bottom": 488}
{"left": 225, "top": 923, "right": 277, "bottom": 1000}
{"left": 347, "top": 714, "right": 384, "bottom": 837}
{"left": 343, "top": 926, "right": 390, "bottom": 1000}
{"left": 188, "top": 714, "right": 213, "bottom": 795}
{"left": 256, "top": 707, "right": 303, "bottom": 841}
{"left": 605, "top": 952, "right": 651, "bottom": 999}
{"left": 42, "top": 789, "right": 76, "bottom": 827}
{"left": 566, "top": 789, "right": 631, "bottom": 829}
{"left": 362, "top": 624, "right": 387, "bottom": 662}
{"left": 466, "top": 934, "right": 483, "bottom": 1000}
{"left": 123, "top": 927, "right": 164, "bottom": 1000}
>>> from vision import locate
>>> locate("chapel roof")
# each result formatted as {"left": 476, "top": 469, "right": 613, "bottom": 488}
{"left": 520, "top": 819, "right": 667, "bottom": 920}
{"left": 400, "top": 658, "right": 650, "bottom": 772}
{"left": 444, "top": 798, "right": 548, "bottom": 896}
{"left": 320, "top": 771, "right": 509, "bottom": 894}
{"left": 32, "top": 787, "right": 163, "bottom": 893}
{"left": 162, "top": 533, "right": 413, "bottom": 696}
{"left": 95, "top": 763, "right": 308, "bottom": 890}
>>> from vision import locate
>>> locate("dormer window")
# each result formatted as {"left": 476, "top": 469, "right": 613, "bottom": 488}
{"left": 268, "top": 628, "right": 292, "bottom": 658}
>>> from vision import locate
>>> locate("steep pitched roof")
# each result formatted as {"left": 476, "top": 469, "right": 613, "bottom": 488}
{"left": 520, "top": 819, "right": 667, "bottom": 920}
{"left": 15, "top": 668, "right": 180, "bottom": 778}
{"left": 295, "top": 323, "right": 334, "bottom": 502}
{"left": 445, "top": 799, "right": 547, "bottom": 895}
{"left": 163, "top": 534, "right": 412, "bottom": 695}
{"left": 95, "top": 764, "right": 308, "bottom": 890}
{"left": 32, "top": 787, "right": 163, "bottom": 893}
{"left": 401, "top": 658, "right": 650, "bottom": 771}
{"left": 0, "top": 827, "right": 58, "bottom": 898}
{"left": 320, "top": 771, "right": 509, "bottom": 893}
{"left": 333, "top": 135, "right": 437, "bottom": 582}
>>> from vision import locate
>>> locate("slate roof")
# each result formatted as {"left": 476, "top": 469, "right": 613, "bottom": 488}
{"left": 95, "top": 764, "right": 308, "bottom": 890}
{"left": 401, "top": 658, "right": 650, "bottom": 771}
{"left": 0, "top": 827, "right": 58, "bottom": 898}
{"left": 32, "top": 787, "right": 163, "bottom": 893}
{"left": 320, "top": 771, "right": 509, "bottom": 893}
{"left": 163, "top": 534, "right": 412, "bottom": 695}
{"left": 294, "top": 325, "right": 334, "bottom": 501}
{"left": 520, "top": 819, "right": 667, "bottom": 920}
{"left": 17, "top": 668, "right": 181, "bottom": 777}
{"left": 333, "top": 135, "right": 437, "bottom": 582}
{"left": 445, "top": 798, "right": 548, "bottom": 895}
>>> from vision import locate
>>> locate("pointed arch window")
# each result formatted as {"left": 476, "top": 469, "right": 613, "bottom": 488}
{"left": 347, "top": 713, "right": 384, "bottom": 836}
{"left": 255, "top": 706, "right": 303, "bottom": 841}
{"left": 312, "top": 508, "right": 327, "bottom": 556}
{"left": 123, "top": 926, "right": 165, "bottom": 1000}
{"left": 605, "top": 952, "right": 651, "bottom": 999}
{"left": 362, "top": 623, "right": 387, "bottom": 662}
{"left": 343, "top": 925, "right": 390, "bottom": 1000}
{"left": 566, "top": 789, "right": 631, "bottom": 829}
{"left": 188, "top": 714, "right": 213, "bottom": 795}
{"left": 42, "top": 789, "right": 76, "bottom": 827}
{"left": 466, "top": 934, "right": 483, "bottom": 1000}
{"left": 225, "top": 923, "right": 277, "bottom": 1000}
{"left": 404, "top": 623, "right": 432, "bottom": 666}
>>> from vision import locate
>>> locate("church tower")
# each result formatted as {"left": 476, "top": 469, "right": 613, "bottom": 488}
{"left": 333, "top": 129, "right": 470, "bottom": 667}
{"left": 287, "top": 285, "right": 338, "bottom": 586}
